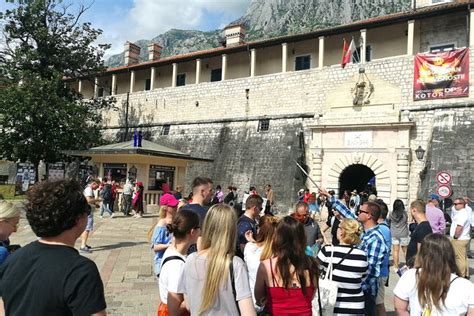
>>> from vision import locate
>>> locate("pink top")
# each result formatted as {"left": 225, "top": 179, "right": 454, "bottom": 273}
{"left": 425, "top": 204, "right": 446, "bottom": 234}
{"left": 265, "top": 258, "right": 314, "bottom": 316}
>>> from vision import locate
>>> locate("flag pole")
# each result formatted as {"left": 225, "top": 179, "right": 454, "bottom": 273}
{"left": 353, "top": 35, "right": 361, "bottom": 63}
{"left": 341, "top": 38, "right": 346, "bottom": 62}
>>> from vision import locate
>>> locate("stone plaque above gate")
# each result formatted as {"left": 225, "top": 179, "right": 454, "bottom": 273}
{"left": 344, "top": 131, "right": 373, "bottom": 148}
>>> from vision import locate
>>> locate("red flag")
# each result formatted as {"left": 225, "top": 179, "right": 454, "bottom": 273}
{"left": 341, "top": 38, "right": 356, "bottom": 68}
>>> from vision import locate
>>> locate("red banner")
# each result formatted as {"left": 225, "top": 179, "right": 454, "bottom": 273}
{"left": 413, "top": 48, "right": 469, "bottom": 101}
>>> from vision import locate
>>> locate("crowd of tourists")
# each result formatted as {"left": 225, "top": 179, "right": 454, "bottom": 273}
{"left": 0, "top": 177, "right": 472, "bottom": 315}
{"left": 149, "top": 178, "right": 474, "bottom": 316}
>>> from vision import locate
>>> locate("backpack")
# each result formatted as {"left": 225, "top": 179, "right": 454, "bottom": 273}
{"left": 102, "top": 184, "right": 112, "bottom": 202}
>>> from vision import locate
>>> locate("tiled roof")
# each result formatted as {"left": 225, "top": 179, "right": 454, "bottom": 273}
{"left": 102, "top": 0, "right": 473, "bottom": 75}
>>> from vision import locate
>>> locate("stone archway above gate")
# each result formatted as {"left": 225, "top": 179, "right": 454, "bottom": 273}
{"left": 328, "top": 152, "right": 391, "bottom": 199}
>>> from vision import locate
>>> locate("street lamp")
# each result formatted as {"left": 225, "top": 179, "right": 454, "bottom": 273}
{"left": 415, "top": 146, "right": 425, "bottom": 161}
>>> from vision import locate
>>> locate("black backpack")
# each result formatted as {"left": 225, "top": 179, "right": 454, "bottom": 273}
{"left": 102, "top": 184, "right": 112, "bottom": 202}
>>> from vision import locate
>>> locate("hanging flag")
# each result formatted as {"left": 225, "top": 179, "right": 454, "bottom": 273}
{"left": 341, "top": 38, "right": 356, "bottom": 68}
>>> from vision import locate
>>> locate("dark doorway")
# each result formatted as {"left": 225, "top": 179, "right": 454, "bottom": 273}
{"left": 339, "top": 164, "right": 375, "bottom": 198}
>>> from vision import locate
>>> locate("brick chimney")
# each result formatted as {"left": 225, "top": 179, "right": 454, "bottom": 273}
{"left": 124, "top": 41, "right": 141, "bottom": 66}
{"left": 148, "top": 43, "right": 162, "bottom": 61}
{"left": 224, "top": 24, "right": 245, "bottom": 47}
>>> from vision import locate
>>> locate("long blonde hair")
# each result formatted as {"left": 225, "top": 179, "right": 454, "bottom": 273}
{"left": 198, "top": 204, "right": 237, "bottom": 314}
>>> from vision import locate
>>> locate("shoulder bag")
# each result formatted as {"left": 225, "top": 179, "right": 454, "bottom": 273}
{"left": 312, "top": 245, "right": 339, "bottom": 316}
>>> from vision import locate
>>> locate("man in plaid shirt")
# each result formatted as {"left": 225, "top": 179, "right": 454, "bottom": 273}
{"left": 319, "top": 188, "right": 388, "bottom": 316}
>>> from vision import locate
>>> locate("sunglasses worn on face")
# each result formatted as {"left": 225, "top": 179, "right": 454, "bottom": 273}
{"left": 358, "top": 210, "right": 370, "bottom": 215}
{"left": 454, "top": 203, "right": 464, "bottom": 206}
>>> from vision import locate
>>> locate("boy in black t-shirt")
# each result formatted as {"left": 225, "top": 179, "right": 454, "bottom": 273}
{"left": 0, "top": 180, "right": 106, "bottom": 316}
{"left": 236, "top": 195, "right": 263, "bottom": 259}
{"left": 406, "top": 199, "right": 433, "bottom": 267}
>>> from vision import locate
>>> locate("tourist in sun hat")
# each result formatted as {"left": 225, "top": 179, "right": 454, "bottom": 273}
{"left": 425, "top": 193, "right": 445, "bottom": 234}
{"left": 148, "top": 192, "right": 180, "bottom": 277}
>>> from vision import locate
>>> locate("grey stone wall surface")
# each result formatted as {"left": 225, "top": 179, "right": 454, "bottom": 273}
{"left": 104, "top": 119, "right": 308, "bottom": 212}
{"left": 419, "top": 12, "right": 468, "bottom": 53}
{"left": 418, "top": 107, "right": 474, "bottom": 199}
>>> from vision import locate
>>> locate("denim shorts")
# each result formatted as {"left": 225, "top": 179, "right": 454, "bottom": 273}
{"left": 392, "top": 236, "right": 409, "bottom": 246}
{"left": 85, "top": 214, "right": 94, "bottom": 231}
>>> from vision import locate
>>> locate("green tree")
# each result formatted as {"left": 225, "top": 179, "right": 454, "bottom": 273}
{"left": 0, "top": 0, "right": 115, "bottom": 180}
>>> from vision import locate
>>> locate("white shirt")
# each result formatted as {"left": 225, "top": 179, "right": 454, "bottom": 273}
{"left": 83, "top": 186, "right": 94, "bottom": 198}
{"left": 394, "top": 269, "right": 474, "bottom": 315}
{"left": 243, "top": 242, "right": 263, "bottom": 305}
{"left": 450, "top": 208, "right": 471, "bottom": 240}
{"left": 465, "top": 204, "right": 473, "bottom": 226}
{"left": 158, "top": 247, "right": 186, "bottom": 304}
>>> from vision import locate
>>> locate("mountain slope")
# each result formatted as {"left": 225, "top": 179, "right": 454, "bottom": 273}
{"left": 105, "top": 0, "right": 411, "bottom": 67}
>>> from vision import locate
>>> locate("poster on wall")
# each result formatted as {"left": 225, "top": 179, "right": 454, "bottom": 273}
{"left": 15, "top": 163, "right": 36, "bottom": 195}
{"left": 48, "top": 162, "right": 65, "bottom": 180}
{"left": 413, "top": 48, "right": 469, "bottom": 101}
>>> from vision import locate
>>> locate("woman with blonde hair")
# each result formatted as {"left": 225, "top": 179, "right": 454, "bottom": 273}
{"left": 149, "top": 193, "right": 179, "bottom": 277}
{"left": 317, "top": 218, "right": 368, "bottom": 315}
{"left": 394, "top": 233, "right": 474, "bottom": 315}
{"left": 0, "top": 200, "right": 21, "bottom": 265}
{"left": 254, "top": 216, "right": 319, "bottom": 315}
{"left": 244, "top": 215, "right": 280, "bottom": 308}
{"left": 178, "top": 203, "right": 256, "bottom": 315}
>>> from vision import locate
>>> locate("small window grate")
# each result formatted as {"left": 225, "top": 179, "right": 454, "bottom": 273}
{"left": 257, "top": 119, "right": 270, "bottom": 132}
{"left": 210, "top": 68, "right": 222, "bottom": 82}
{"left": 161, "top": 125, "right": 170, "bottom": 135}
{"left": 295, "top": 55, "right": 311, "bottom": 71}
{"left": 430, "top": 44, "right": 455, "bottom": 53}
{"left": 176, "top": 74, "right": 186, "bottom": 87}
{"left": 352, "top": 45, "right": 372, "bottom": 63}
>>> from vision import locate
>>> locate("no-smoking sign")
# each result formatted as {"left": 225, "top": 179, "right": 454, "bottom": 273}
{"left": 436, "top": 171, "right": 452, "bottom": 185}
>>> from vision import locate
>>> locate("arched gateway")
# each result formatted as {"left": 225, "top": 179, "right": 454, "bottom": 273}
{"left": 327, "top": 152, "right": 392, "bottom": 204}
{"left": 339, "top": 164, "right": 375, "bottom": 198}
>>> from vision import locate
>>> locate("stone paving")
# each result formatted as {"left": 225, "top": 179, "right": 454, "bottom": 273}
{"left": 8, "top": 206, "right": 474, "bottom": 316}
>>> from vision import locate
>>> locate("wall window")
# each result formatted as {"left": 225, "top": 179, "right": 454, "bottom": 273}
{"left": 103, "top": 163, "right": 127, "bottom": 182}
{"left": 98, "top": 87, "right": 104, "bottom": 97}
{"left": 429, "top": 43, "right": 455, "bottom": 53}
{"left": 257, "top": 119, "right": 270, "bottom": 132}
{"left": 148, "top": 165, "right": 175, "bottom": 191}
{"left": 210, "top": 68, "right": 222, "bottom": 82}
{"left": 352, "top": 45, "right": 372, "bottom": 63}
{"left": 176, "top": 74, "right": 186, "bottom": 87}
{"left": 145, "top": 78, "right": 151, "bottom": 91}
{"left": 295, "top": 55, "right": 311, "bottom": 71}
{"left": 160, "top": 124, "right": 170, "bottom": 135}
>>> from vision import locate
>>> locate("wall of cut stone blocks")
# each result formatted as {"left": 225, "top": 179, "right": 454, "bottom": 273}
{"left": 104, "top": 119, "right": 308, "bottom": 213}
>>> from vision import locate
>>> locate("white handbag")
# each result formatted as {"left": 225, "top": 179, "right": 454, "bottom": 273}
{"left": 312, "top": 245, "right": 338, "bottom": 316}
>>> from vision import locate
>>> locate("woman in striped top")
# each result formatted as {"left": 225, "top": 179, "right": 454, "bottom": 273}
{"left": 317, "top": 218, "right": 368, "bottom": 315}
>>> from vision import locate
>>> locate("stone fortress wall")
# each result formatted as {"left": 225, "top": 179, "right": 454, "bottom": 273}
{"left": 99, "top": 11, "right": 474, "bottom": 211}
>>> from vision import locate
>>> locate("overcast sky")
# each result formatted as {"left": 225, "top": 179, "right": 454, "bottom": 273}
{"left": 0, "top": 0, "right": 251, "bottom": 56}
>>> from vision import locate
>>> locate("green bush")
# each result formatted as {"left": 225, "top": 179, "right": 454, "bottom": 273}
{"left": 0, "top": 185, "right": 25, "bottom": 200}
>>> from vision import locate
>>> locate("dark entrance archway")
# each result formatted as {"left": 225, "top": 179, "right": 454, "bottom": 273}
{"left": 339, "top": 164, "right": 375, "bottom": 198}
